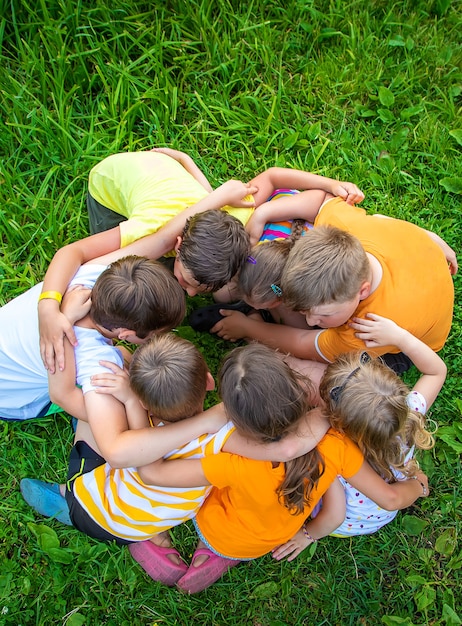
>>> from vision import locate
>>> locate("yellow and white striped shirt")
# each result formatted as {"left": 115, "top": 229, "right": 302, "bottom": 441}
{"left": 72, "top": 422, "right": 234, "bottom": 541}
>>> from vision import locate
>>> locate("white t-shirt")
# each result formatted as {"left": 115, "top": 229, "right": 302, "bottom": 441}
{"left": 0, "top": 264, "right": 121, "bottom": 420}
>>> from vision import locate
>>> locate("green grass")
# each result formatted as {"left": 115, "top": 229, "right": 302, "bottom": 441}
{"left": 0, "top": 0, "right": 461, "bottom": 624}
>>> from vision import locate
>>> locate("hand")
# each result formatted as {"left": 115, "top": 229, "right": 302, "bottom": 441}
{"left": 331, "top": 181, "right": 365, "bottom": 205}
{"left": 61, "top": 285, "right": 92, "bottom": 324}
{"left": 39, "top": 300, "right": 77, "bottom": 373}
{"left": 90, "top": 360, "right": 134, "bottom": 404}
{"left": 272, "top": 527, "right": 315, "bottom": 562}
{"left": 245, "top": 210, "right": 267, "bottom": 246}
{"left": 349, "top": 313, "right": 405, "bottom": 348}
{"left": 211, "top": 309, "right": 249, "bottom": 341}
{"left": 214, "top": 180, "right": 258, "bottom": 208}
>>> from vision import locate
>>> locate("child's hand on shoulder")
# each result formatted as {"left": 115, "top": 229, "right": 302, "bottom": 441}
{"left": 91, "top": 360, "right": 134, "bottom": 404}
{"left": 350, "top": 313, "right": 405, "bottom": 348}
{"left": 61, "top": 285, "right": 92, "bottom": 325}
{"left": 271, "top": 527, "right": 316, "bottom": 562}
{"left": 215, "top": 179, "right": 258, "bottom": 208}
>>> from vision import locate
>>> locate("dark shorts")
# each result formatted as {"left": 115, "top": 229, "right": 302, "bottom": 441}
{"left": 87, "top": 192, "right": 127, "bottom": 235}
{"left": 65, "top": 440, "right": 132, "bottom": 545}
{"left": 381, "top": 352, "right": 413, "bottom": 374}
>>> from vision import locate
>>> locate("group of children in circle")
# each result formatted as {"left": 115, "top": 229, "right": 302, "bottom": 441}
{"left": 2, "top": 147, "right": 454, "bottom": 593}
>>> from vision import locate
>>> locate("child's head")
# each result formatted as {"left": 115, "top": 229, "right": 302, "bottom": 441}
{"left": 173, "top": 209, "right": 251, "bottom": 296}
{"left": 218, "top": 343, "right": 323, "bottom": 514}
{"left": 91, "top": 256, "right": 185, "bottom": 340}
{"left": 281, "top": 225, "right": 371, "bottom": 323}
{"left": 129, "top": 333, "right": 212, "bottom": 421}
{"left": 218, "top": 343, "right": 313, "bottom": 441}
{"left": 237, "top": 221, "right": 305, "bottom": 309}
{"left": 319, "top": 351, "right": 434, "bottom": 480}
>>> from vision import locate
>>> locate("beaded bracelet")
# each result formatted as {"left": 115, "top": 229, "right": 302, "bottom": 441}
{"left": 412, "top": 476, "right": 428, "bottom": 496}
{"left": 302, "top": 524, "right": 317, "bottom": 543}
{"left": 38, "top": 291, "right": 63, "bottom": 304}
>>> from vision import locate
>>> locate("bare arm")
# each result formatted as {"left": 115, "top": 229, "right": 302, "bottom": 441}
{"left": 347, "top": 460, "right": 428, "bottom": 510}
{"left": 212, "top": 312, "right": 327, "bottom": 362}
{"left": 272, "top": 478, "right": 346, "bottom": 561}
{"left": 138, "top": 457, "right": 209, "bottom": 487}
{"left": 150, "top": 147, "right": 213, "bottom": 192}
{"left": 245, "top": 189, "right": 328, "bottom": 245}
{"left": 90, "top": 360, "right": 150, "bottom": 430}
{"left": 84, "top": 390, "right": 227, "bottom": 469}
{"left": 249, "top": 167, "right": 364, "bottom": 208}
{"left": 39, "top": 227, "right": 122, "bottom": 373}
{"left": 350, "top": 313, "right": 447, "bottom": 409}
{"left": 47, "top": 338, "right": 87, "bottom": 421}
{"left": 223, "top": 408, "right": 329, "bottom": 461}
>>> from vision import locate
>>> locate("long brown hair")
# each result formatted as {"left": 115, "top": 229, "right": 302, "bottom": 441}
{"left": 218, "top": 343, "right": 324, "bottom": 514}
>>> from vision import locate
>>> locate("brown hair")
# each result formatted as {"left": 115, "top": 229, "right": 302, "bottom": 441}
{"left": 218, "top": 343, "right": 324, "bottom": 514}
{"left": 319, "top": 351, "right": 434, "bottom": 481}
{"left": 129, "top": 333, "right": 209, "bottom": 421}
{"left": 91, "top": 256, "right": 185, "bottom": 338}
{"left": 179, "top": 209, "right": 251, "bottom": 291}
{"left": 281, "top": 225, "right": 370, "bottom": 312}
{"left": 238, "top": 220, "right": 306, "bottom": 306}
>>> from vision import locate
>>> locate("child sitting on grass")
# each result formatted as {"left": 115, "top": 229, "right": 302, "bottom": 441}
{"left": 137, "top": 343, "right": 429, "bottom": 594}
{"left": 22, "top": 334, "right": 235, "bottom": 585}
{"left": 272, "top": 314, "right": 445, "bottom": 561}
{"left": 0, "top": 255, "right": 184, "bottom": 424}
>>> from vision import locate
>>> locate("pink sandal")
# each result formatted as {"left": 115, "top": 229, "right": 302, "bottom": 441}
{"left": 129, "top": 541, "right": 188, "bottom": 586}
{"left": 176, "top": 547, "right": 241, "bottom": 594}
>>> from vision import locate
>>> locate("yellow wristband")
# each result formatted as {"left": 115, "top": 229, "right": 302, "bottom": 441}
{"left": 38, "top": 290, "right": 63, "bottom": 304}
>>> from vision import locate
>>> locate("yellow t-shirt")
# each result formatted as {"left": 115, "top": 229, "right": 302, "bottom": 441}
{"left": 313, "top": 198, "right": 454, "bottom": 362}
{"left": 197, "top": 429, "right": 364, "bottom": 559}
{"left": 88, "top": 152, "right": 254, "bottom": 247}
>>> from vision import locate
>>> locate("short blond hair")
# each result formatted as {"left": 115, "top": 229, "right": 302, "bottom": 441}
{"left": 129, "top": 334, "right": 209, "bottom": 422}
{"left": 281, "top": 225, "right": 370, "bottom": 311}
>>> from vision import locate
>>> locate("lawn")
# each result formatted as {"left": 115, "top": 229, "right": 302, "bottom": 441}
{"left": 0, "top": 1, "right": 461, "bottom": 625}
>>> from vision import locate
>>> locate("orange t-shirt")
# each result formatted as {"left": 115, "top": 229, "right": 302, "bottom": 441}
{"left": 313, "top": 198, "right": 454, "bottom": 362}
{"left": 196, "top": 429, "right": 364, "bottom": 559}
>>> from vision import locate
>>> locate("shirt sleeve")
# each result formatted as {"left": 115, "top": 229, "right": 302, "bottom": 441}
{"left": 200, "top": 452, "right": 254, "bottom": 489}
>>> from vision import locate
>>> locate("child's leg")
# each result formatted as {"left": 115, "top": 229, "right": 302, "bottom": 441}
{"left": 74, "top": 417, "right": 103, "bottom": 456}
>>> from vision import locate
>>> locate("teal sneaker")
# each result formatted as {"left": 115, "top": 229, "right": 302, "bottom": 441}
{"left": 20, "top": 478, "right": 72, "bottom": 526}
